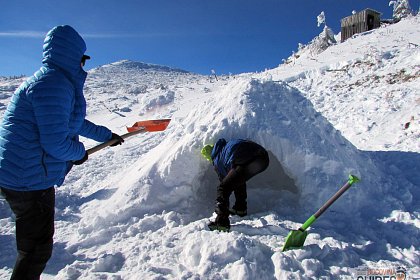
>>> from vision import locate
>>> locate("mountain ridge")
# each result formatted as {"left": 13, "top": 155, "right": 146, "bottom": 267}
{"left": 93, "top": 59, "right": 191, "bottom": 74}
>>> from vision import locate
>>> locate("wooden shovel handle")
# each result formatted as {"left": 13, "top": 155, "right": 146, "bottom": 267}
{"left": 86, "top": 118, "right": 171, "bottom": 156}
{"left": 86, "top": 128, "right": 145, "bottom": 155}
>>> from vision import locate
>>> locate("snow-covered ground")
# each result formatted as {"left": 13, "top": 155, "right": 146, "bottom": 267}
{"left": 0, "top": 15, "right": 419, "bottom": 280}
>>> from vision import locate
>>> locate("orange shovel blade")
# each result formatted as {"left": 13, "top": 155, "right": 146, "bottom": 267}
{"left": 127, "top": 119, "right": 171, "bottom": 132}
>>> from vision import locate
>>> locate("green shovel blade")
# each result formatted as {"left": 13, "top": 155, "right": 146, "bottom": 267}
{"left": 282, "top": 229, "right": 308, "bottom": 252}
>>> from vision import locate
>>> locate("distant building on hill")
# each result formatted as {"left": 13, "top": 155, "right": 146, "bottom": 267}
{"left": 340, "top": 9, "right": 381, "bottom": 42}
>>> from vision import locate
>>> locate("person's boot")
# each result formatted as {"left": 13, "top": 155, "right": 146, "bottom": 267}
{"left": 208, "top": 214, "right": 230, "bottom": 232}
{"left": 229, "top": 204, "right": 247, "bottom": 217}
{"left": 229, "top": 208, "right": 247, "bottom": 217}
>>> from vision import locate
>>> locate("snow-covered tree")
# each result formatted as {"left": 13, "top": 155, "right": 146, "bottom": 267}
{"left": 282, "top": 11, "right": 336, "bottom": 64}
{"left": 311, "top": 25, "right": 337, "bottom": 54}
{"left": 389, "top": 0, "right": 413, "bottom": 20}
{"left": 317, "top": 11, "right": 326, "bottom": 27}
{"left": 288, "top": 25, "right": 337, "bottom": 61}
{"left": 312, "top": 11, "right": 335, "bottom": 54}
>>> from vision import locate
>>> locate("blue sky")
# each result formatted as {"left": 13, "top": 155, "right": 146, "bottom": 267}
{"left": 1, "top": 0, "right": 418, "bottom": 76}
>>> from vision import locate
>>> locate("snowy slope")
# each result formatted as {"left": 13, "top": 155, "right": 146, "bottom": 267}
{"left": 0, "top": 15, "right": 419, "bottom": 280}
{"left": 261, "top": 15, "right": 420, "bottom": 153}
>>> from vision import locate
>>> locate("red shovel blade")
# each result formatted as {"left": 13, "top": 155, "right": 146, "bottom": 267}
{"left": 127, "top": 119, "right": 171, "bottom": 132}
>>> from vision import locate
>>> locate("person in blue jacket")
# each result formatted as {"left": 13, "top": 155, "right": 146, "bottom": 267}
{"left": 0, "top": 25, "right": 124, "bottom": 279}
{"left": 201, "top": 138, "right": 269, "bottom": 231}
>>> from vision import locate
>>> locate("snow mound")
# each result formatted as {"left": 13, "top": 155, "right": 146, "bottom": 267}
{"left": 83, "top": 78, "right": 411, "bottom": 233}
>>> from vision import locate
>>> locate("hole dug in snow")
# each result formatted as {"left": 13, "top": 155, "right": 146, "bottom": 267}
{"left": 193, "top": 151, "right": 299, "bottom": 216}
{"left": 247, "top": 151, "right": 299, "bottom": 215}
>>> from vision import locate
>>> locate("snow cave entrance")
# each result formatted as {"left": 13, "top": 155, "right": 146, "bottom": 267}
{"left": 195, "top": 151, "right": 299, "bottom": 216}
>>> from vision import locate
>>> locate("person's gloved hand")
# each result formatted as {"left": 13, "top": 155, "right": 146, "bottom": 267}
{"left": 73, "top": 151, "right": 88, "bottom": 165}
{"left": 110, "top": 133, "right": 124, "bottom": 146}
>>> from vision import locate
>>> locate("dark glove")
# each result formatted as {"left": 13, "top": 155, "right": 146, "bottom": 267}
{"left": 110, "top": 133, "right": 124, "bottom": 146}
{"left": 73, "top": 151, "right": 88, "bottom": 165}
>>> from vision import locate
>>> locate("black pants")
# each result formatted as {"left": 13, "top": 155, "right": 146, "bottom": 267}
{"left": 215, "top": 150, "right": 269, "bottom": 216}
{"left": 1, "top": 187, "right": 55, "bottom": 280}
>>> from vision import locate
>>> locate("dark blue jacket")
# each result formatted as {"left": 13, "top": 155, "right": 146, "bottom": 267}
{"left": 211, "top": 138, "right": 266, "bottom": 178}
{"left": 0, "top": 25, "right": 112, "bottom": 190}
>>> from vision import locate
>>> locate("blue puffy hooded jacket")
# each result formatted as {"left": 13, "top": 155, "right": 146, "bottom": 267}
{"left": 211, "top": 138, "right": 267, "bottom": 178}
{"left": 0, "top": 25, "right": 112, "bottom": 191}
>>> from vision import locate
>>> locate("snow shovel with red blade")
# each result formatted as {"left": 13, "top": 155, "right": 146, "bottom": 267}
{"left": 86, "top": 118, "right": 171, "bottom": 155}
{"left": 281, "top": 174, "right": 360, "bottom": 252}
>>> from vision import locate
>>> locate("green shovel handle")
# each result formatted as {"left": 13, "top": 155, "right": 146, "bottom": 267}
{"left": 299, "top": 174, "right": 360, "bottom": 231}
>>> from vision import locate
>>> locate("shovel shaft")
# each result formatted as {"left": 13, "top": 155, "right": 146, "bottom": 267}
{"left": 313, "top": 180, "right": 352, "bottom": 218}
{"left": 299, "top": 215, "right": 316, "bottom": 231}
{"left": 299, "top": 175, "right": 360, "bottom": 231}
{"left": 86, "top": 128, "right": 145, "bottom": 155}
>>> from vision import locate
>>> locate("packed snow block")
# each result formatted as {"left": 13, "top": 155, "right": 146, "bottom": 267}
{"left": 181, "top": 231, "right": 275, "bottom": 279}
